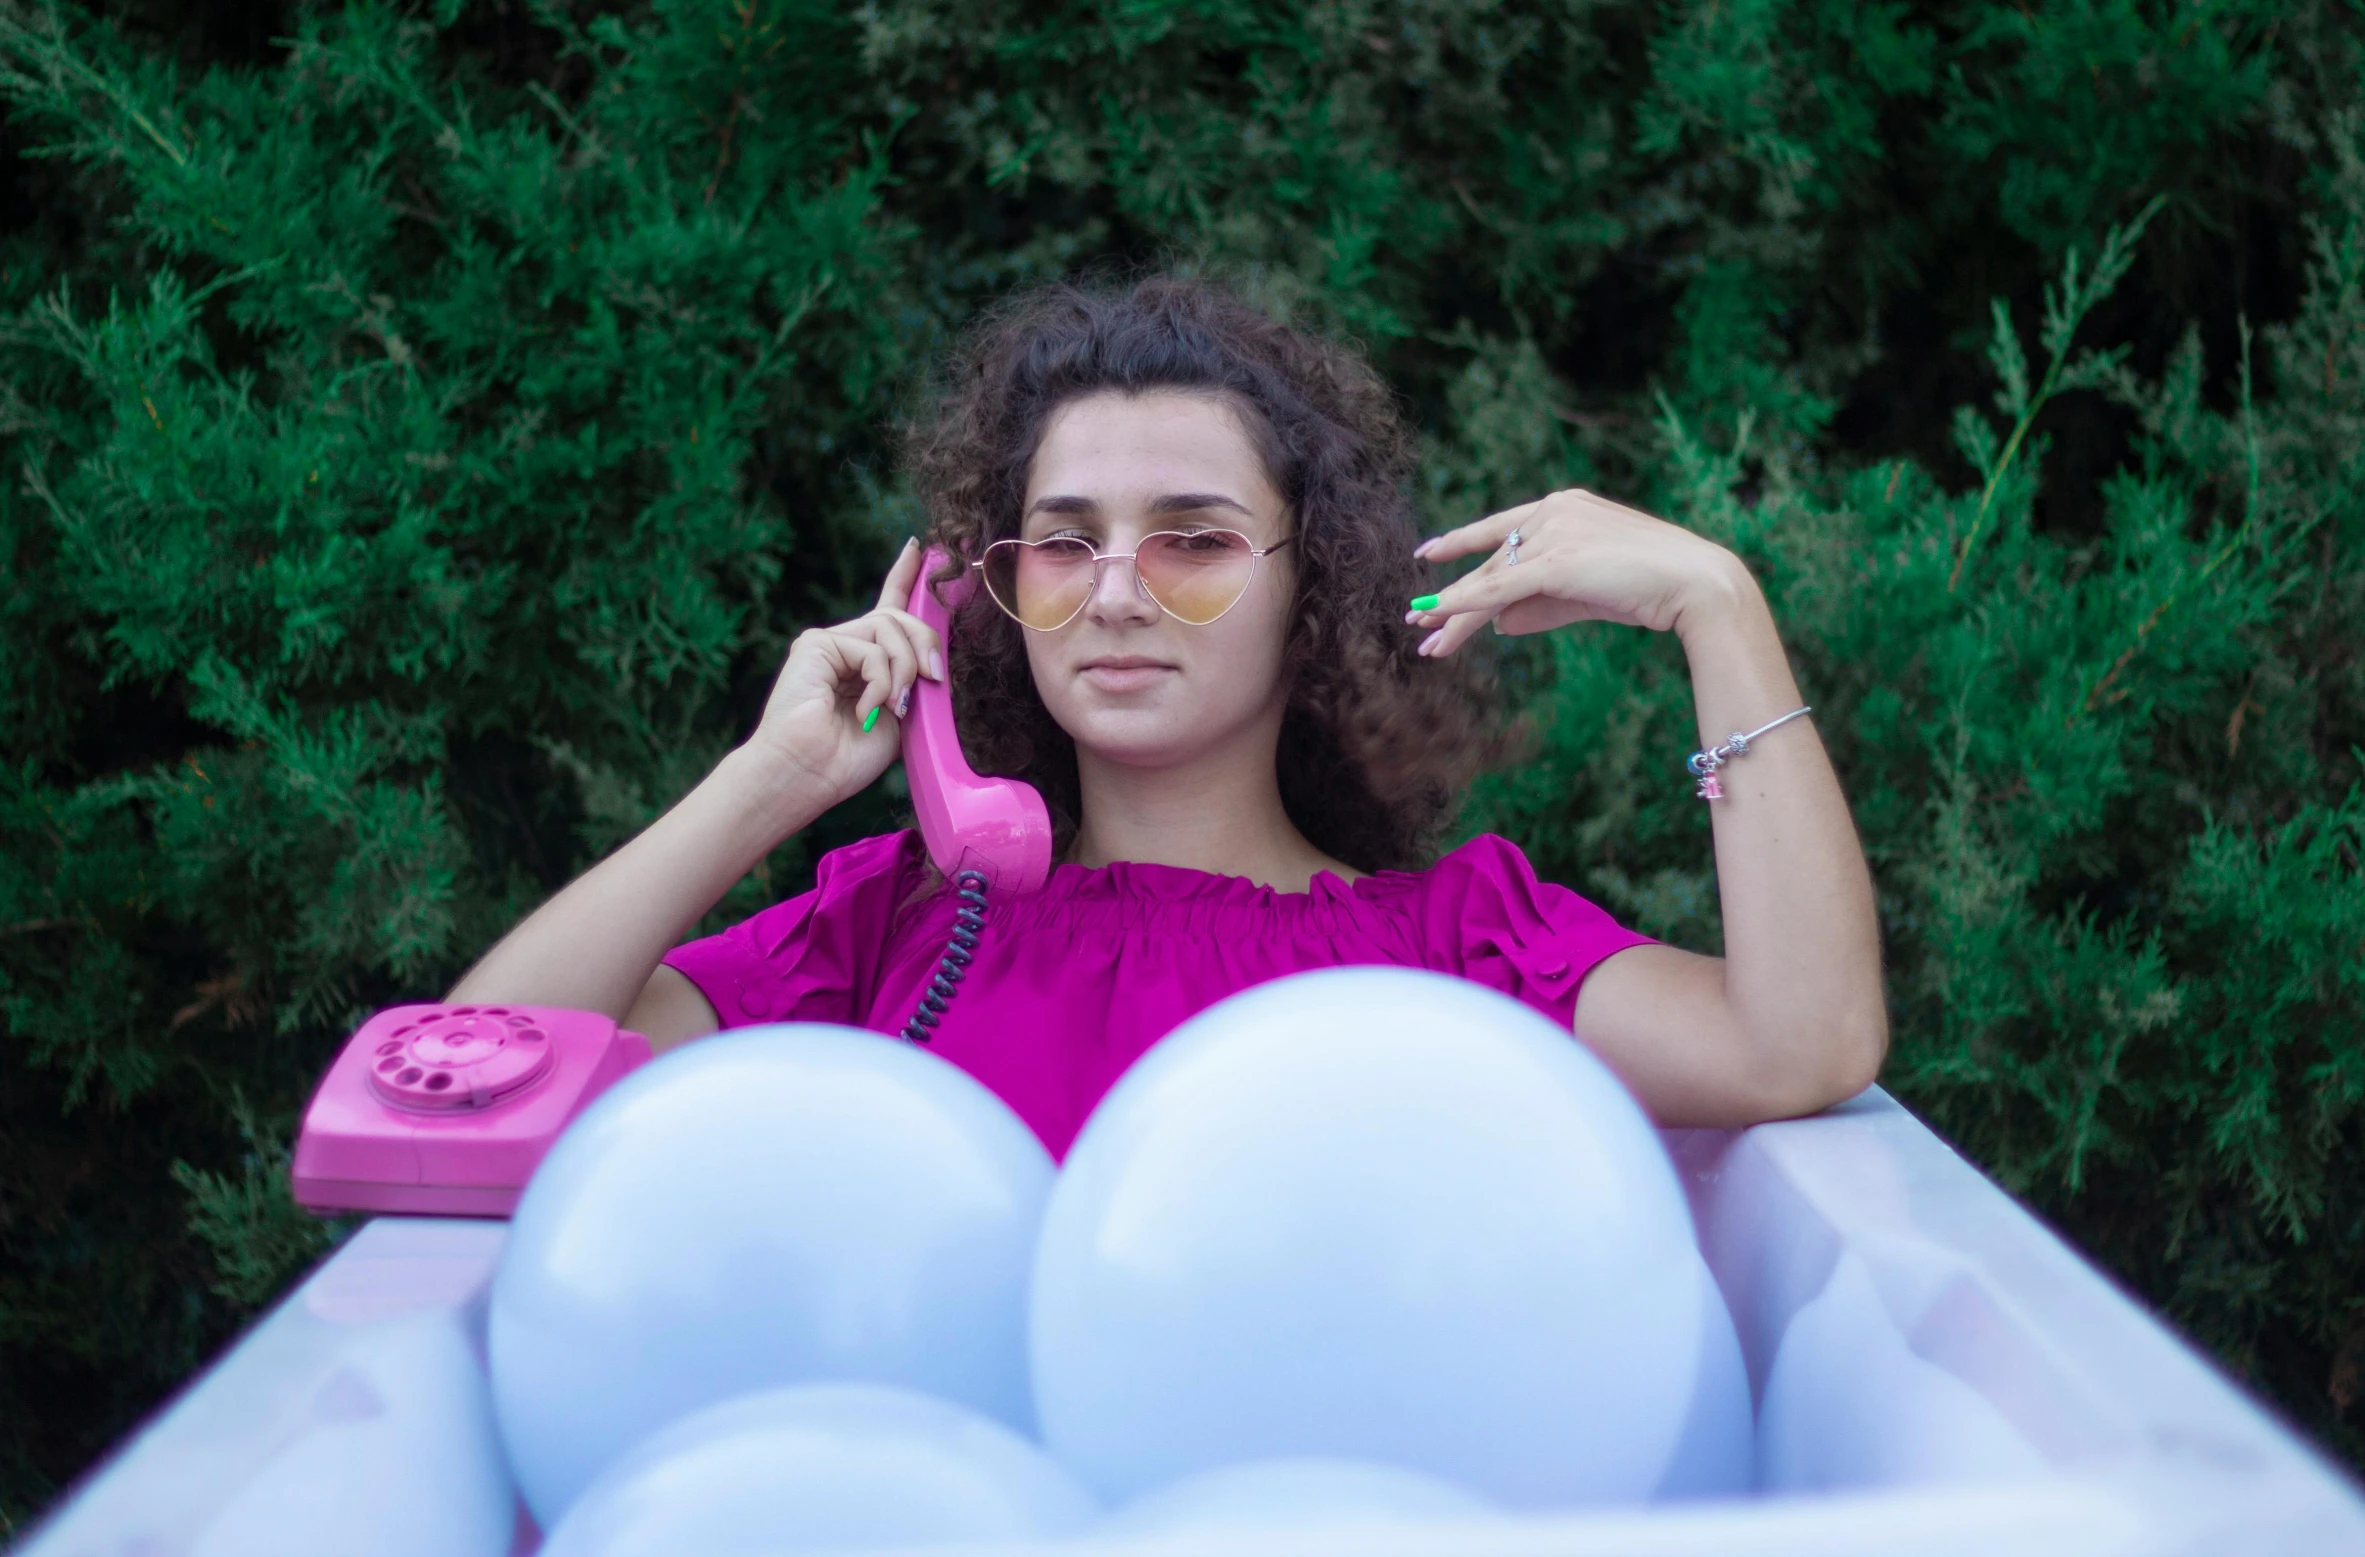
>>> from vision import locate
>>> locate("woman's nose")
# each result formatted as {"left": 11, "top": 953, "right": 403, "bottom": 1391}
{"left": 1084, "top": 553, "right": 1159, "bottom": 624}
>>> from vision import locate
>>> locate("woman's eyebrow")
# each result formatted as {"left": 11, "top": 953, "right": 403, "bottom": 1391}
{"left": 1147, "top": 492, "right": 1255, "bottom": 518}
{"left": 1024, "top": 492, "right": 1255, "bottom": 518}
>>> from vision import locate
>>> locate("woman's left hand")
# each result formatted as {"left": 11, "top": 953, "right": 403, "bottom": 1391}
{"left": 1406, "top": 488, "right": 1748, "bottom": 656}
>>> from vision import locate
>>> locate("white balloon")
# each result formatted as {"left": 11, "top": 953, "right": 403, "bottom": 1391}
{"left": 1098, "top": 1457, "right": 1499, "bottom": 1536}
{"left": 1031, "top": 966, "right": 1712, "bottom": 1507}
{"left": 538, "top": 1384, "right": 1097, "bottom": 1557}
{"left": 490, "top": 1025, "right": 1053, "bottom": 1526}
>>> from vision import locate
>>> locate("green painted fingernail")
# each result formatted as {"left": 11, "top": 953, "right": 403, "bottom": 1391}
{"left": 861, "top": 706, "right": 880, "bottom": 732}
{"left": 1410, "top": 594, "right": 1440, "bottom": 611}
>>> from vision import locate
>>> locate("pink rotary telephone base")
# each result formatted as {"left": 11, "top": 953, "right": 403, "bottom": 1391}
{"left": 293, "top": 1003, "right": 650, "bottom": 1218}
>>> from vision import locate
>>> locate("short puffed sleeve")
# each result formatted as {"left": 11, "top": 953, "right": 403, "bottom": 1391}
{"left": 1403, "top": 833, "right": 1656, "bottom": 1029}
{"left": 661, "top": 829, "right": 924, "bottom": 1029}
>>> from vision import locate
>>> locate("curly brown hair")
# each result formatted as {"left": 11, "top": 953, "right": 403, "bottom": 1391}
{"left": 906, "top": 275, "right": 1509, "bottom": 874}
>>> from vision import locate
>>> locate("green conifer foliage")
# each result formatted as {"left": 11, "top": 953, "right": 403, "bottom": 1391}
{"left": 0, "top": 0, "right": 913, "bottom": 1514}
{"left": 1, "top": 0, "right": 2360, "bottom": 1525}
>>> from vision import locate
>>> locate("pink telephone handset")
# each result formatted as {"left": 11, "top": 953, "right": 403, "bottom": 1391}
{"left": 902, "top": 548, "right": 1054, "bottom": 894}
{"left": 292, "top": 1003, "right": 649, "bottom": 1217}
{"left": 887, "top": 548, "right": 1053, "bottom": 1044}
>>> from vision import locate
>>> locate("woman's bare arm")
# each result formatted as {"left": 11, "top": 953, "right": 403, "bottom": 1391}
{"left": 1567, "top": 568, "right": 1884, "bottom": 1125}
{"left": 443, "top": 542, "right": 946, "bottom": 1052}
{"left": 442, "top": 747, "right": 827, "bottom": 1039}
{"left": 1410, "top": 492, "right": 1887, "bottom": 1126}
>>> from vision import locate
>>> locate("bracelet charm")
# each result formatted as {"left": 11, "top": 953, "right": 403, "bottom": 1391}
{"left": 1686, "top": 706, "right": 1811, "bottom": 801}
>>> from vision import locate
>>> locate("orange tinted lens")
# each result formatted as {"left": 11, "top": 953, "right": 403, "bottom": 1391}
{"left": 1136, "top": 530, "right": 1257, "bottom": 623}
{"left": 983, "top": 538, "right": 1096, "bottom": 630}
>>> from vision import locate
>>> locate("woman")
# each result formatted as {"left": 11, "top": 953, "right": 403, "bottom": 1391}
{"left": 447, "top": 278, "right": 1886, "bottom": 1158}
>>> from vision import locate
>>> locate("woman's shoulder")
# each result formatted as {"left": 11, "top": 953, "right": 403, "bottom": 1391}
{"left": 1349, "top": 831, "right": 1552, "bottom": 907}
{"left": 716, "top": 828, "right": 931, "bottom": 945}
{"left": 809, "top": 826, "right": 927, "bottom": 885}
{"left": 808, "top": 827, "right": 938, "bottom": 923}
{"left": 661, "top": 829, "right": 931, "bottom": 1027}
{"left": 1352, "top": 833, "right": 1650, "bottom": 978}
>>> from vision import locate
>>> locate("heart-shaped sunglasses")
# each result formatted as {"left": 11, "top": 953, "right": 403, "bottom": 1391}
{"left": 976, "top": 531, "right": 1296, "bottom": 632}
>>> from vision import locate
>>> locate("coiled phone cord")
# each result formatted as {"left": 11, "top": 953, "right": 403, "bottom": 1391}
{"left": 901, "top": 869, "right": 989, "bottom": 1044}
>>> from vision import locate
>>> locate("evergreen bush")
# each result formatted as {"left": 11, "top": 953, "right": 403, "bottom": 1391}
{"left": 1, "top": 0, "right": 2358, "bottom": 1525}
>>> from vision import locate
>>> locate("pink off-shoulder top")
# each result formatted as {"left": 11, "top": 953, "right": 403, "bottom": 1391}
{"left": 662, "top": 829, "right": 1653, "bottom": 1160}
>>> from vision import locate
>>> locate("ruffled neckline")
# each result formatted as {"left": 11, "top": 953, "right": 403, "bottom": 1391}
{"left": 1029, "top": 837, "right": 1479, "bottom": 908}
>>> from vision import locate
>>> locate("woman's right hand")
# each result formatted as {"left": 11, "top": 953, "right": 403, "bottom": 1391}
{"left": 738, "top": 539, "right": 945, "bottom": 807}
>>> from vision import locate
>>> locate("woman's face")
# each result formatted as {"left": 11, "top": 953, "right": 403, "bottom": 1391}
{"left": 1016, "top": 390, "right": 1296, "bottom": 770}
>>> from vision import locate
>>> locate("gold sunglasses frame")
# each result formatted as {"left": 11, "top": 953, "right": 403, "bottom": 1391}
{"left": 973, "top": 531, "right": 1297, "bottom": 632}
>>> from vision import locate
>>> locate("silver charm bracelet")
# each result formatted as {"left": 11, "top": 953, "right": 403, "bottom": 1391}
{"left": 1686, "top": 706, "right": 1812, "bottom": 800}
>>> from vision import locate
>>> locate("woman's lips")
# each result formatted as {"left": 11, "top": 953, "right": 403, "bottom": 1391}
{"left": 1077, "top": 657, "right": 1178, "bottom": 693}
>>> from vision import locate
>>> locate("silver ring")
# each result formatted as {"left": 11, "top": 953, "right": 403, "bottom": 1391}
{"left": 1502, "top": 528, "right": 1523, "bottom": 566}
